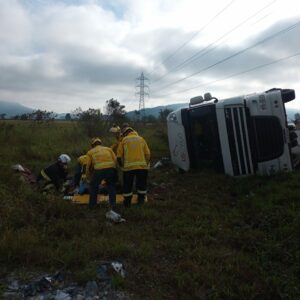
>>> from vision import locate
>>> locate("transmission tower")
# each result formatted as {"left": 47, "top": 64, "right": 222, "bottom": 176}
{"left": 136, "top": 72, "right": 149, "bottom": 119}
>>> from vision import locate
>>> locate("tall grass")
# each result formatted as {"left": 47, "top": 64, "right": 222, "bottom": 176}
{"left": 0, "top": 120, "right": 299, "bottom": 299}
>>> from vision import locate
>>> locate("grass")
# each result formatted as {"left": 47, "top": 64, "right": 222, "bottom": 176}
{"left": 0, "top": 120, "right": 299, "bottom": 299}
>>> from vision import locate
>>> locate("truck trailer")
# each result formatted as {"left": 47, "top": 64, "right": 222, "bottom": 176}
{"left": 167, "top": 88, "right": 296, "bottom": 176}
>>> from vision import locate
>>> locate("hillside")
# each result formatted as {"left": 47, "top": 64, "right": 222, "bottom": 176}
{"left": 1, "top": 99, "right": 300, "bottom": 122}
{"left": 0, "top": 121, "right": 299, "bottom": 299}
{"left": 286, "top": 107, "right": 300, "bottom": 121}
{"left": 0, "top": 101, "right": 33, "bottom": 117}
{"left": 126, "top": 103, "right": 187, "bottom": 118}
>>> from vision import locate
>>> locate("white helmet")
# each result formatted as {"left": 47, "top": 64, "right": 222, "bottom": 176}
{"left": 58, "top": 154, "right": 71, "bottom": 164}
{"left": 109, "top": 125, "right": 120, "bottom": 133}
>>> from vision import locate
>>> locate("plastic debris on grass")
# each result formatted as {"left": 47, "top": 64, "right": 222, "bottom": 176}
{"left": 3, "top": 265, "right": 128, "bottom": 299}
{"left": 97, "top": 261, "right": 126, "bottom": 282}
{"left": 152, "top": 157, "right": 170, "bottom": 169}
{"left": 11, "top": 163, "right": 37, "bottom": 184}
{"left": 106, "top": 210, "right": 126, "bottom": 223}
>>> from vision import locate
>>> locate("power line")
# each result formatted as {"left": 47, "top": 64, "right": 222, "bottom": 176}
{"left": 157, "top": 51, "right": 300, "bottom": 97}
{"left": 250, "top": 12, "right": 271, "bottom": 27}
{"left": 148, "top": 0, "right": 235, "bottom": 76}
{"left": 155, "top": 18, "right": 300, "bottom": 92}
{"left": 153, "top": 0, "right": 277, "bottom": 83}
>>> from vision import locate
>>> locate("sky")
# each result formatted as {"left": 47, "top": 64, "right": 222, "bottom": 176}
{"left": 1, "top": 0, "right": 300, "bottom": 113}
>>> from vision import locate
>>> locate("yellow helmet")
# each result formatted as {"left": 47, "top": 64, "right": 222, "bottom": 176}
{"left": 109, "top": 125, "right": 121, "bottom": 133}
{"left": 121, "top": 127, "right": 134, "bottom": 136}
{"left": 91, "top": 137, "right": 102, "bottom": 146}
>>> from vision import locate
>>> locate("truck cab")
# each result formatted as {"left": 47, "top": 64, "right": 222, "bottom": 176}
{"left": 167, "top": 88, "right": 295, "bottom": 176}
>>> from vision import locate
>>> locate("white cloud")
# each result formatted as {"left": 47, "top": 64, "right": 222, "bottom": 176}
{"left": 0, "top": 0, "right": 300, "bottom": 112}
{"left": 0, "top": 0, "right": 32, "bottom": 52}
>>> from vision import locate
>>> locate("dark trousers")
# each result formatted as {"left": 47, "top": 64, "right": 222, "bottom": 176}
{"left": 89, "top": 168, "right": 116, "bottom": 208}
{"left": 123, "top": 169, "right": 148, "bottom": 207}
{"left": 37, "top": 174, "right": 56, "bottom": 193}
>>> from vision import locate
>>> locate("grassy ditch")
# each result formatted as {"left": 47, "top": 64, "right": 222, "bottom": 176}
{"left": 0, "top": 121, "right": 299, "bottom": 299}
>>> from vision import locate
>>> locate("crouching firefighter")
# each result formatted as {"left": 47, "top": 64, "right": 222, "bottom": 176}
{"left": 37, "top": 154, "right": 71, "bottom": 193}
{"left": 86, "top": 137, "right": 117, "bottom": 209}
{"left": 117, "top": 127, "right": 150, "bottom": 207}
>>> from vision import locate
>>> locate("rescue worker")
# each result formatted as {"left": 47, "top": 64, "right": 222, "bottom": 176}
{"left": 37, "top": 154, "right": 71, "bottom": 193}
{"left": 121, "top": 122, "right": 138, "bottom": 136}
{"left": 73, "top": 154, "right": 88, "bottom": 194}
{"left": 86, "top": 137, "right": 117, "bottom": 209}
{"left": 109, "top": 124, "right": 121, "bottom": 154}
{"left": 117, "top": 127, "right": 150, "bottom": 207}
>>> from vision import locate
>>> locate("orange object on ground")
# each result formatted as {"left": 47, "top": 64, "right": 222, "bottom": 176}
{"left": 69, "top": 194, "right": 147, "bottom": 204}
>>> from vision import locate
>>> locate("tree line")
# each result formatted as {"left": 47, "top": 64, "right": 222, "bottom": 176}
{"left": 3, "top": 98, "right": 172, "bottom": 124}
{"left": 1, "top": 98, "right": 172, "bottom": 137}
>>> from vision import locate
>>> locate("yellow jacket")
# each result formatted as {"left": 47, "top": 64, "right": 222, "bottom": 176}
{"left": 86, "top": 145, "right": 117, "bottom": 178}
{"left": 117, "top": 131, "right": 150, "bottom": 171}
{"left": 78, "top": 155, "right": 87, "bottom": 166}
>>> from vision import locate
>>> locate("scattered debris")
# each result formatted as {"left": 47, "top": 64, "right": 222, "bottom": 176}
{"left": 152, "top": 157, "right": 170, "bottom": 169}
{"left": 111, "top": 262, "right": 126, "bottom": 278}
{"left": 11, "top": 163, "right": 37, "bottom": 184}
{"left": 55, "top": 290, "right": 71, "bottom": 300}
{"left": 96, "top": 264, "right": 112, "bottom": 283}
{"left": 2, "top": 267, "right": 129, "bottom": 299}
{"left": 7, "top": 279, "right": 19, "bottom": 291}
{"left": 85, "top": 281, "right": 99, "bottom": 297}
{"left": 106, "top": 210, "right": 126, "bottom": 223}
{"left": 153, "top": 161, "right": 163, "bottom": 169}
{"left": 97, "top": 261, "right": 126, "bottom": 282}
{"left": 11, "top": 164, "right": 25, "bottom": 172}
{"left": 22, "top": 277, "right": 50, "bottom": 297}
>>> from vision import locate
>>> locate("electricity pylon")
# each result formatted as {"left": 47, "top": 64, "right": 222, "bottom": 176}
{"left": 136, "top": 72, "right": 149, "bottom": 120}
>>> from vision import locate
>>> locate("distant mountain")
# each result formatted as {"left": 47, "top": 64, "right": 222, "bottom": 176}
{"left": 0, "top": 101, "right": 33, "bottom": 118}
{"left": 126, "top": 103, "right": 187, "bottom": 119}
{"left": 286, "top": 108, "right": 300, "bottom": 122}
{"left": 1, "top": 99, "right": 299, "bottom": 121}
{"left": 55, "top": 113, "right": 67, "bottom": 119}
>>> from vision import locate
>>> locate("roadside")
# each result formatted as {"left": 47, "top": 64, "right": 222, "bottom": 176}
{"left": 1, "top": 164, "right": 299, "bottom": 299}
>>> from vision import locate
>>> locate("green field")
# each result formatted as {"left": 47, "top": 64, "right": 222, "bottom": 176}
{"left": 0, "top": 120, "right": 299, "bottom": 299}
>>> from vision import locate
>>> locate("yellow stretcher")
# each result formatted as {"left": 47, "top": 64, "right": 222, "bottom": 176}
{"left": 69, "top": 194, "right": 147, "bottom": 205}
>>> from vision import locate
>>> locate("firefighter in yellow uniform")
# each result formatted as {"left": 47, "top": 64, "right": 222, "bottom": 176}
{"left": 117, "top": 127, "right": 150, "bottom": 207}
{"left": 86, "top": 138, "right": 117, "bottom": 209}
{"left": 109, "top": 125, "right": 122, "bottom": 154}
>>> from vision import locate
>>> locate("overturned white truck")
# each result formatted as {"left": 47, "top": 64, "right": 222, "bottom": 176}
{"left": 167, "top": 88, "right": 296, "bottom": 176}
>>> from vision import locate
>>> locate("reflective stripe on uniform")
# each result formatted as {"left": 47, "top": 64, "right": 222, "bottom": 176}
{"left": 123, "top": 192, "right": 133, "bottom": 197}
{"left": 124, "top": 161, "right": 147, "bottom": 168}
{"left": 94, "top": 161, "right": 115, "bottom": 169}
{"left": 43, "top": 183, "right": 55, "bottom": 191}
{"left": 137, "top": 190, "right": 147, "bottom": 194}
{"left": 41, "top": 169, "right": 51, "bottom": 181}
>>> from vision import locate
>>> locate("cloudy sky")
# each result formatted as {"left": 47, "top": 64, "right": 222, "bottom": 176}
{"left": 1, "top": 0, "right": 300, "bottom": 112}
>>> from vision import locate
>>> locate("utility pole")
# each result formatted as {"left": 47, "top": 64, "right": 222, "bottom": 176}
{"left": 136, "top": 72, "right": 149, "bottom": 120}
